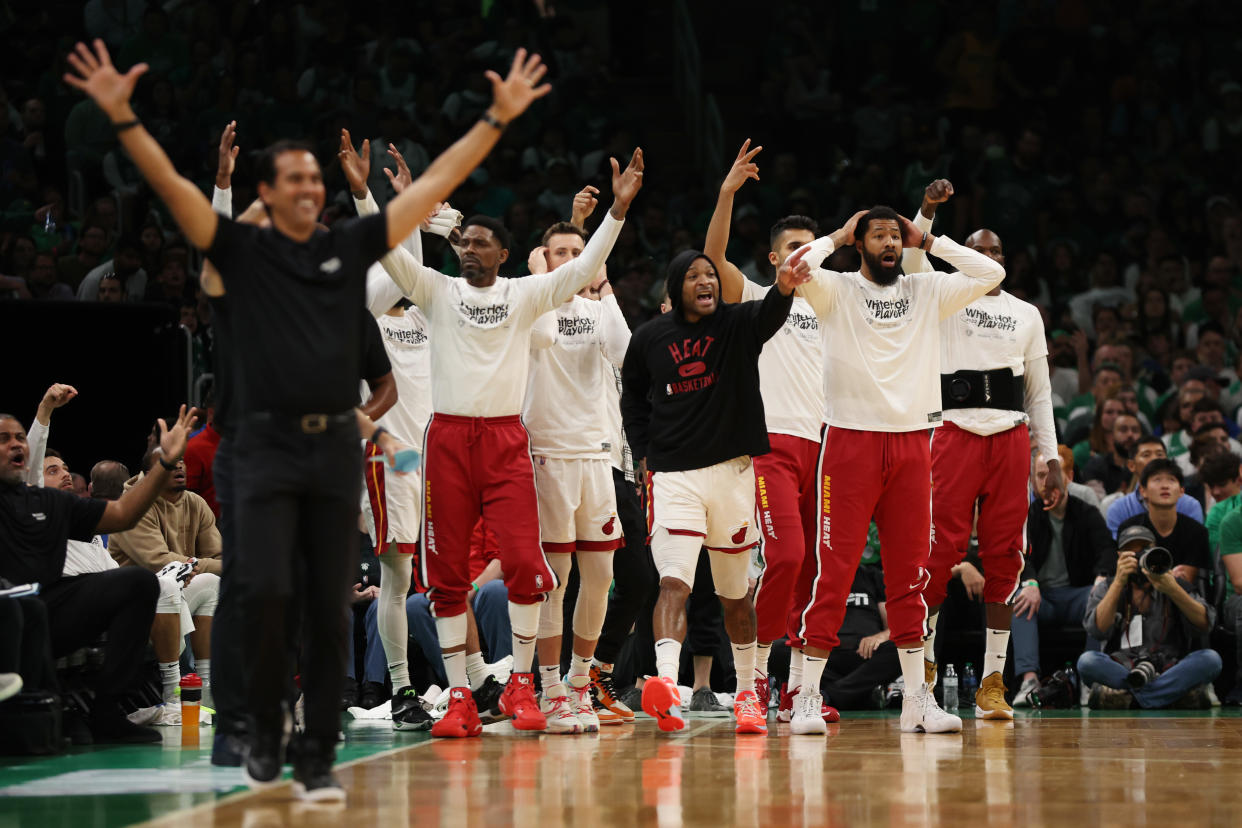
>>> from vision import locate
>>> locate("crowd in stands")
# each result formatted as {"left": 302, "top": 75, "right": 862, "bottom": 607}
{"left": 3, "top": 0, "right": 1242, "bottom": 749}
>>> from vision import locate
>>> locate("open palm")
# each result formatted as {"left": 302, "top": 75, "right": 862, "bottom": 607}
{"left": 611, "top": 148, "right": 645, "bottom": 206}
{"left": 487, "top": 48, "right": 552, "bottom": 121}
{"left": 63, "top": 40, "right": 147, "bottom": 118}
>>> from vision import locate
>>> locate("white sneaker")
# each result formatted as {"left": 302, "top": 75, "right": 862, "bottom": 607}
{"left": 568, "top": 682, "right": 599, "bottom": 732}
{"left": 539, "top": 691, "right": 582, "bottom": 734}
{"left": 900, "top": 683, "right": 962, "bottom": 733}
{"left": 790, "top": 690, "right": 828, "bottom": 735}
{"left": 1012, "top": 676, "right": 1038, "bottom": 708}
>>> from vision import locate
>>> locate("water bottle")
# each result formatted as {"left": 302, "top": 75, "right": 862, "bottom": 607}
{"left": 943, "top": 664, "right": 959, "bottom": 711}
{"left": 180, "top": 673, "right": 202, "bottom": 744}
{"left": 962, "top": 662, "right": 978, "bottom": 701}
{"left": 43, "top": 209, "right": 55, "bottom": 235}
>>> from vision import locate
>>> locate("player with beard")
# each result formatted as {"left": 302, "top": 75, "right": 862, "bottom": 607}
{"left": 703, "top": 140, "right": 838, "bottom": 724}
{"left": 375, "top": 150, "right": 644, "bottom": 738}
{"left": 620, "top": 247, "right": 810, "bottom": 735}
{"left": 901, "top": 182, "right": 1062, "bottom": 721}
{"left": 784, "top": 205, "right": 1005, "bottom": 735}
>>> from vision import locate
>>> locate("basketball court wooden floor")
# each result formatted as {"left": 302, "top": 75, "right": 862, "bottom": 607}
{"left": 2, "top": 710, "right": 1240, "bottom": 827}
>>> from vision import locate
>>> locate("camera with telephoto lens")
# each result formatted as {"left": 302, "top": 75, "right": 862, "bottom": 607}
{"left": 1125, "top": 650, "right": 1170, "bottom": 689}
{"left": 1128, "top": 545, "right": 1173, "bottom": 585}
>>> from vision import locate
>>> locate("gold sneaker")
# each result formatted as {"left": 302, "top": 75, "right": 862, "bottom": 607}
{"left": 924, "top": 659, "right": 937, "bottom": 688}
{"left": 974, "top": 671, "right": 1013, "bottom": 720}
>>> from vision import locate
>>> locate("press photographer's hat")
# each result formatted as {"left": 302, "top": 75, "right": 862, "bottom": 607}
{"left": 1117, "top": 525, "right": 1156, "bottom": 551}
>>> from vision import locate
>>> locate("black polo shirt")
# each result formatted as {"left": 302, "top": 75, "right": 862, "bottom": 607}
{"left": 0, "top": 481, "right": 106, "bottom": 586}
{"left": 205, "top": 214, "right": 389, "bottom": 415}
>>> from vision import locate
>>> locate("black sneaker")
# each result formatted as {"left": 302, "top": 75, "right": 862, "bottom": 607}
{"left": 358, "top": 681, "right": 387, "bottom": 711}
{"left": 391, "top": 686, "right": 433, "bottom": 732}
{"left": 618, "top": 685, "right": 643, "bottom": 714}
{"left": 292, "top": 751, "right": 345, "bottom": 803}
{"left": 341, "top": 676, "right": 358, "bottom": 711}
{"left": 1224, "top": 685, "right": 1242, "bottom": 707}
{"left": 242, "top": 728, "right": 285, "bottom": 789}
{"left": 211, "top": 730, "right": 247, "bottom": 767}
{"left": 472, "top": 675, "right": 505, "bottom": 724}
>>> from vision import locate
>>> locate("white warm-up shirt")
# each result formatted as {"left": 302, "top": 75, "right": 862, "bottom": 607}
{"left": 740, "top": 279, "right": 824, "bottom": 443}
{"left": 524, "top": 295, "right": 631, "bottom": 459}
{"left": 796, "top": 234, "right": 1006, "bottom": 432}
{"left": 374, "top": 213, "right": 625, "bottom": 417}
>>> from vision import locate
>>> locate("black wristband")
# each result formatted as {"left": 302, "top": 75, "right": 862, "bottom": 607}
{"left": 920, "top": 231, "right": 929, "bottom": 251}
{"left": 370, "top": 426, "right": 388, "bottom": 445}
{"left": 112, "top": 118, "right": 142, "bottom": 133}
{"left": 479, "top": 112, "right": 506, "bottom": 131}
{"left": 157, "top": 455, "right": 178, "bottom": 471}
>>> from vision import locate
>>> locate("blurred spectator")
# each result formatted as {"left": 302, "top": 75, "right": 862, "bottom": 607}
{"left": 1081, "top": 411, "right": 1142, "bottom": 498}
{"left": 1104, "top": 435, "right": 1203, "bottom": 537}
{"left": 77, "top": 234, "right": 146, "bottom": 301}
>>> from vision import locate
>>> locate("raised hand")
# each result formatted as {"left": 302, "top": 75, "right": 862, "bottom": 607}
{"left": 216, "top": 121, "right": 239, "bottom": 188}
{"left": 722, "top": 139, "right": 762, "bottom": 194}
{"left": 897, "top": 215, "right": 929, "bottom": 249}
{"left": 383, "top": 143, "right": 413, "bottom": 194}
{"left": 62, "top": 39, "right": 147, "bottom": 120}
{"left": 923, "top": 178, "right": 954, "bottom": 205}
{"left": 156, "top": 405, "right": 198, "bottom": 463}
{"left": 40, "top": 383, "right": 78, "bottom": 412}
{"left": 571, "top": 185, "right": 599, "bottom": 227}
{"left": 776, "top": 247, "right": 812, "bottom": 295}
{"left": 339, "top": 129, "right": 371, "bottom": 198}
{"left": 609, "top": 148, "right": 644, "bottom": 219}
{"left": 528, "top": 246, "right": 550, "bottom": 275}
{"left": 486, "top": 47, "right": 551, "bottom": 122}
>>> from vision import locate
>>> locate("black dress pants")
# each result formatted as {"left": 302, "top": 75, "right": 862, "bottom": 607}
{"left": 0, "top": 595, "right": 56, "bottom": 692}
{"left": 595, "top": 469, "right": 658, "bottom": 665}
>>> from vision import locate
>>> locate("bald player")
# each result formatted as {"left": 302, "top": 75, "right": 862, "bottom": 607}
{"left": 903, "top": 181, "right": 1062, "bottom": 721}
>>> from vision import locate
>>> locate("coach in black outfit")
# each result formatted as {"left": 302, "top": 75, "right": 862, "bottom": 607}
{"left": 64, "top": 38, "right": 551, "bottom": 799}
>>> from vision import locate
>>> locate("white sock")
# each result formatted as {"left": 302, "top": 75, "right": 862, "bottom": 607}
{"left": 788, "top": 648, "right": 804, "bottom": 691}
{"left": 802, "top": 655, "right": 827, "bottom": 694}
{"left": 732, "top": 641, "right": 757, "bottom": 692}
{"left": 160, "top": 661, "right": 180, "bottom": 705}
{"left": 924, "top": 612, "right": 939, "bottom": 664}
{"left": 195, "top": 658, "right": 212, "bottom": 708}
{"left": 508, "top": 601, "right": 541, "bottom": 673}
{"left": 755, "top": 642, "right": 772, "bottom": 678}
{"left": 435, "top": 613, "right": 469, "bottom": 688}
{"left": 655, "top": 638, "right": 681, "bottom": 683}
{"left": 568, "top": 654, "right": 592, "bottom": 688}
{"left": 899, "top": 647, "right": 927, "bottom": 692}
{"left": 591, "top": 657, "right": 613, "bottom": 673}
{"left": 465, "top": 652, "right": 487, "bottom": 690}
{"left": 984, "top": 628, "right": 1010, "bottom": 678}
{"left": 540, "top": 664, "right": 563, "bottom": 696}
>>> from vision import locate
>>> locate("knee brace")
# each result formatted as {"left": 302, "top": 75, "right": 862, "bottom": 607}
{"left": 536, "top": 553, "right": 573, "bottom": 640}
{"left": 156, "top": 575, "right": 183, "bottom": 614}
{"left": 651, "top": 527, "right": 700, "bottom": 588}
{"left": 708, "top": 548, "right": 751, "bottom": 600}
{"left": 185, "top": 572, "right": 220, "bottom": 617}
{"left": 572, "top": 551, "right": 614, "bottom": 641}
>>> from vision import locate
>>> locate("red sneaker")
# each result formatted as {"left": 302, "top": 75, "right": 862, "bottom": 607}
{"left": 777, "top": 682, "right": 796, "bottom": 723}
{"left": 641, "top": 677, "right": 685, "bottom": 732}
{"left": 431, "top": 687, "right": 483, "bottom": 738}
{"left": 821, "top": 701, "right": 841, "bottom": 723}
{"left": 499, "top": 673, "right": 547, "bottom": 731}
{"left": 754, "top": 674, "right": 771, "bottom": 713}
{"left": 733, "top": 689, "right": 768, "bottom": 735}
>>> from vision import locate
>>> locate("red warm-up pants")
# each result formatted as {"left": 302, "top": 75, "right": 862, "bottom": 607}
{"left": 925, "top": 422, "right": 1029, "bottom": 608}
{"left": 795, "top": 426, "right": 933, "bottom": 652}
{"left": 752, "top": 433, "right": 822, "bottom": 644}
{"left": 420, "top": 414, "right": 555, "bottom": 617}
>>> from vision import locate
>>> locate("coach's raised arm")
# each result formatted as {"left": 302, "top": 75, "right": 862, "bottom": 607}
{"left": 62, "top": 39, "right": 550, "bottom": 255}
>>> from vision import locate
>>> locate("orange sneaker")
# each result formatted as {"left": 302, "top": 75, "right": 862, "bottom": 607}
{"left": 499, "top": 673, "right": 547, "bottom": 731}
{"left": 590, "top": 665, "right": 635, "bottom": 724}
{"left": 431, "top": 687, "right": 483, "bottom": 738}
{"left": 733, "top": 689, "right": 768, "bottom": 735}
{"left": 641, "top": 677, "right": 685, "bottom": 732}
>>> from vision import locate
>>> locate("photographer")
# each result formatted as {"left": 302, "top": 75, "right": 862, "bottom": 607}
{"left": 1116, "top": 459, "right": 1211, "bottom": 584}
{"left": 1077, "top": 524, "right": 1221, "bottom": 709}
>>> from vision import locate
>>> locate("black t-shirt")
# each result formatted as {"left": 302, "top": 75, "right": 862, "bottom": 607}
{"left": 837, "top": 565, "right": 887, "bottom": 642}
{"left": 620, "top": 289, "right": 792, "bottom": 472}
{"left": 207, "top": 294, "right": 235, "bottom": 438}
{"left": 0, "top": 481, "right": 107, "bottom": 586}
{"left": 1117, "top": 511, "right": 1212, "bottom": 572}
{"left": 205, "top": 214, "right": 389, "bottom": 414}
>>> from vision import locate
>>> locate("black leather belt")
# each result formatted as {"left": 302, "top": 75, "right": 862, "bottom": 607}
{"left": 247, "top": 410, "right": 355, "bottom": 434}
{"left": 940, "top": 368, "right": 1025, "bottom": 411}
